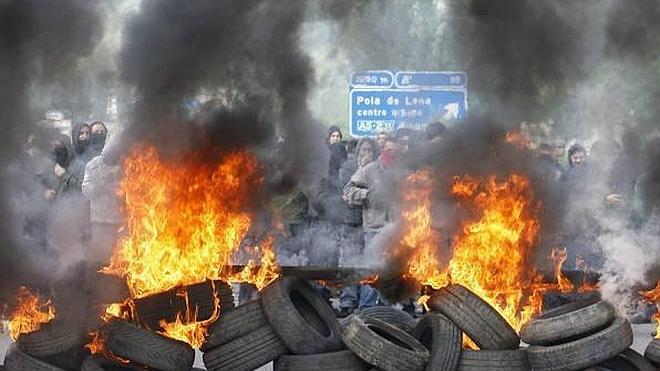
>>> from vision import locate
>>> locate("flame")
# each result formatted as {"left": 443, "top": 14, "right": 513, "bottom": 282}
{"left": 448, "top": 175, "right": 543, "bottom": 331}
{"left": 85, "top": 329, "right": 130, "bottom": 364}
{"left": 550, "top": 247, "right": 574, "bottom": 293}
{"left": 158, "top": 284, "right": 221, "bottom": 348}
{"left": 8, "top": 287, "right": 56, "bottom": 341}
{"left": 227, "top": 237, "right": 280, "bottom": 291}
{"left": 103, "top": 145, "right": 278, "bottom": 298}
{"left": 418, "top": 295, "right": 431, "bottom": 312}
{"left": 98, "top": 145, "right": 278, "bottom": 347}
{"left": 359, "top": 274, "right": 380, "bottom": 285}
{"left": 401, "top": 171, "right": 545, "bottom": 332}
{"left": 402, "top": 170, "right": 450, "bottom": 289}
{"left": 640, "top": 282, "right": 660, "bottom": 338}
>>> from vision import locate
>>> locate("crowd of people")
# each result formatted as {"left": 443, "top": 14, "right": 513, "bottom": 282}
{"left": 10, "top": 115, "right": 659, "bottom": 320}
{"left": 274, "top": 122, "right": 660, "bottom": 318}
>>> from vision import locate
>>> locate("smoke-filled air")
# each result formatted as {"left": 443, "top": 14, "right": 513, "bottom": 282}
{"left": 0, "top": 0, "right": 658, "bottom": 369}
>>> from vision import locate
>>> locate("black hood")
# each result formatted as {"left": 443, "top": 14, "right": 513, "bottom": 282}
{"left": 71, "top": 122, "right": 90, "bottom": 154}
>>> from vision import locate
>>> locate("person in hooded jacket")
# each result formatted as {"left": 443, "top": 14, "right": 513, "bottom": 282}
{"left": 89, "top": 121, "right": 108, "bottom": 158}
{"left": 82, "top": 131, "right": 123, "bottom": 262}
{"left": 59, "top": 123, "right": 93, "bottom": 194}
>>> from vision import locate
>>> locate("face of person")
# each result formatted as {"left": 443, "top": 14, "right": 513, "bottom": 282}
{"left": 552, "top": 144, "right": 565, "bottom": 160}
{"left": 91, "top": 124, "right": 106, "bottom": 136}
{"left": 329, "top": 131, "right": 341, "bottom": 145}
{"left": 377, "top": 133, "right": 387, "bottom": 149}
{"left": 79, "top": 126, "right": 91, "bottom": 143}
{"left": 570, "top": 151, "right": 586, "bottom": 166}
{"left": 358, "top": 143, "right": 375, "bottom": 167}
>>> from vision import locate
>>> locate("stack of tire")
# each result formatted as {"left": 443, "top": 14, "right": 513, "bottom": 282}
{"left": 202, "top": 276, "right": 370, "bottom": 371}
{"left": 645, "top": 337, "right": 659, "bottom": 367}
{"left": 425, "top": 284, "right": 529, "bottom": 371}
{"left": 3, "top": 316, "right": 88, "bottom": 371}
{"left": 79, "top": 280, "right": 235, "bottom": 371}
{"left": 520, "top": 297, "right": 656, "bottom": 371}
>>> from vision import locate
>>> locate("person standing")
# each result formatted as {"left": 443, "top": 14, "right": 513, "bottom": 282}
{"left": 343, "top": 136, "right": 402, "bottom": 310}
{"left": 82, "top": 132, "right": 122, "bottom": 262}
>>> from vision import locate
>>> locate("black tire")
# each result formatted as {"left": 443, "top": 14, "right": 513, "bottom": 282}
{"left": 3, "top": 344, "right": 66, "bottom": 371}
{"left": 429, "top": 284, "right": 520, "bottom": 350}
{"left": 520, "top": 299, "right": 615, "bottom": 346}
{"left": 275, "top": 350, "right": 369, "bottom": 371}
{"left": 457, "top": 349, "right": 529, "bottom": 371}
{"left": 80, "top": 356, "right": 146, "bottom": 371}
{"left": 201, "top": 298, "right": 268, "bottom": 351}
{"left": 359, "top": 306, "right": 417, "bottom": 334}
{"left": 38, "top": 346, "right": 88, "bottom": 371}
{"left": 105, "top": 319, "right": 194, "bottom": 371}
{"left": 412, "top": 312, "right": 461, "bottom": 371}
{"left": 134, "top": 280, "right": 233, "bottom": 330}
{"left": 596, "top": 348, "right": 657, "bottom": 371}
{"left": 203, "top": 325, "right": 288, "bottom": 371}
{"left": 15, "top": 319, "right": 84, "bottom": 358}
{"left": 645, "top": 339, "right": 659, "bottom": 365}
{"left": 342, "top": 314, "right": 430, "bottom": 371}
{"left": 261, "top": 277, "right": 343, "bottom": 354}
{"left": 527, "top": 317, "right": 634, "bottom": 371}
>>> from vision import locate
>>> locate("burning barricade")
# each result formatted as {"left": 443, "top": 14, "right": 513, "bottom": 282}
{"left": 1, "top": 145, "right": 658, "bottom": 371}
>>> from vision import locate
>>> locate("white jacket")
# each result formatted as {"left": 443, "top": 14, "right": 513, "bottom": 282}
{"left": 82, "top": 155, "right": 123, "bottom": 224}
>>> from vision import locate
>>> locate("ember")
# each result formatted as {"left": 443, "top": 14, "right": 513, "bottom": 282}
{"left": 640, "top": 282, "right": 660, "bottom": 338}
{"left": 7, "top": 287, "right": 55, "bottom": 341}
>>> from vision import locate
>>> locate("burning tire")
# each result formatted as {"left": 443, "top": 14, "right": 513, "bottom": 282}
{"left": 342, "top": 314, "right": 430, "bottom": 371}
{"left": 412, "top": 312, "right": 461, "bottom": 371}
{"left": 526, "top": 317, "right": 633, "bottom": 371}
{"left": 133, "top": 280, "right": 233, "bottom": 331}
{"left": 261, "top": 277, "right": 343, "bottom": 354}
{"left": 3, "top": 343, "right": 66, "bottom": 371}
{"left": 105, "top": 319, "right": 195, "bottom": 371}
{"left": 15, "top": 319, "right": 85, "bottom": 357}
{"left": 645, "top": 339, "right": 660, "bottom": 365}
{"left": 456, "top": 349, "right": 529, "bottom": 371}
{"left": 594, "top": 348, "right": 657, "bottom": 371}
{"left": 519, "top": 299, "right": 615, "bottom": 346}
{"left": 359, "top": 306, "right": 417, "bottom": 334}
{"left": 81, "top": 356, "right": 146, "bottom": 371}
{"left": 428, "top": 284, "right": 520, "bottom": 350}
{"left": 203, "top": 325, "right": 288, "bottom": 371}
{"left": 201, "top": 298, "right": 268, "bottom": 351}
{"left": 274, "top": 350, "right": 369, "bottom": 371}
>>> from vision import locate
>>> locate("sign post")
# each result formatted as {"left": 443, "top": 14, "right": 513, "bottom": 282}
{"left": 349, "top": 70, "right": 467, "bottom": 137}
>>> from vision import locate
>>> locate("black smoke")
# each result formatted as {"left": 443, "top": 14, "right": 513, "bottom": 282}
{"left": 116, "top": 0, "right": 327, "bottom": 191}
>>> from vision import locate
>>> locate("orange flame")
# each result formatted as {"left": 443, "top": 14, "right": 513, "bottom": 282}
{"left": 99, "top": 145, "right": 278, "bottom": 347}
{"left": 359, "top": 274, "right": 380, "bottom": 285}
{"left": 85, "top": 329, "right": 130, "bottom": 364}
{"left": 640, "top": 282, "right": 660, "bottom": 338}
{"left": 448, "top": 175, "right": 543, "bottom": 331}
{"left": 550, "top": 247, "right": 574, "bottom": 293}
{"left": 402, "top": 170, "right": 450, "bottom": 289}
{"left": 227, "top": 237, "right": 280, "bottom": 291}
{"left": 401, "top": 171, "right": 545, "bottom": 332}
{"left": 8, "top": 287, "right": 55, "bottom": 341}
{"left": 158, "top": 284, "right": 221, "bottom": 348}
{"left": 103, "top": 146, "right": 275, "bottom": 298}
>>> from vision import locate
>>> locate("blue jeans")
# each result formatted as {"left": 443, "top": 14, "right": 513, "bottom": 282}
{"left": 339, "top": 231, "right": 382, "bottom": 310}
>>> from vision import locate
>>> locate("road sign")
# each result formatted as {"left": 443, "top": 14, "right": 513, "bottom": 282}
{"left": 349, "top": 70, "right": 467, "bottom": 137}
{"left": 395, "top": 71, "right": 467, "bottom": 89}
